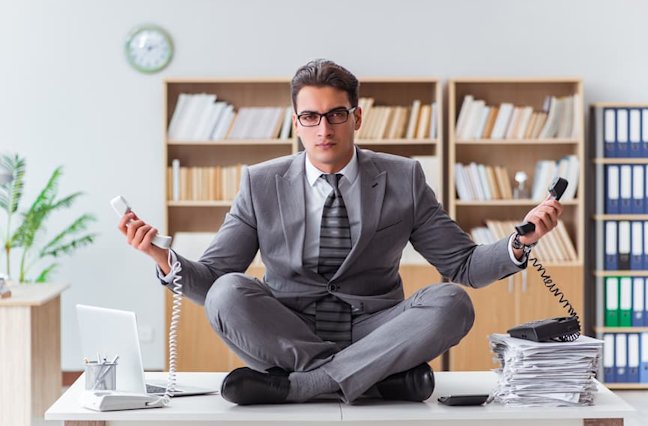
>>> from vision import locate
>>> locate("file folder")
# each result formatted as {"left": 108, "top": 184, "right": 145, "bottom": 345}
{"left": 620, "top": 277, "right": 633, "bottom": 327}
{"left": 642, "top": 109, "right": 648, "bottom": 157}
{"left": 629, "top": 109, "right": 641, "bottom": 158}
{"left": 618, "top": 221, "right": 631, "bottom": 270}
{"left": 631, "top": 221, "right": 643, "bottom": 270}
{"left": 633, "top": 165, "right": 645, "bottom": 213}
{"left": 645, "top": 280, "right": 648, "bottom": 326}
{"left": 606, "top": 165, "right": 620, "bottom": 214}
{"left": 628, "top": 334, "right": 640, "bottom": 382}
{"left": 604, "top": 108, "right": 617, "bottom": 157}
{"left": 605, "top": 221, "right": 618, "bottom": 270}
{"left": 616, "top": 333, "right": 628, "bottom": 382}
{"left": 617, "top": 109, "right": 629, "bottom": 158}
{"left": 620, "top": 166, "right": 632, "bottom": 213}
{"left": 633, "top": 277, "right": 645, "bottom": 326}
{"left": 604, "top": 334, "right": 616, "bottom": 383}
{"left": 643, "top": 222, "right": 648, "bottom": 269}
{"left": 641, "top": 333, "right": 648, "bottom": 383}
{"left": 605, "top": 277, "right": 620, "bottom": 326}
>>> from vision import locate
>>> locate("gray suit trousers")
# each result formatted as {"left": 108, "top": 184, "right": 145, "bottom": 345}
{"left": 204, "top": 272, "right": 475, "bottom": 403}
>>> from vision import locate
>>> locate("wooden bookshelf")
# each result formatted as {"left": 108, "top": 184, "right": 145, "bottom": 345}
{"left": 447, "top": 78, "right": 585, "bottom": 372}
{"left": 163, "top": 77, "right": 444, "bottom": 372}
{"left": 591, "top": 102, "right": 648, "bottom": 389}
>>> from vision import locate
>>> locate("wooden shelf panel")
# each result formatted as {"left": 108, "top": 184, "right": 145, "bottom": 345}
{"left": 455, "top": 199, "right": 579, "bottom": 206}
{"left": 456, "top": 138, "right": 579, "bottom": 145}
{"left": 167, "top": 139, "right": 295, "bottom": 146}
{"left": 594, "top": 158, "right": 648, "bottom": 164}
{"left": 604, "top": 383, "right": 648, "bottom": 390}
{"left": 595, "top": 270, "right": 648, "bottom": 277}
{"left": 594, "top": 326, "right": 648, "bottom": 333}
{"left": 593, "top": 214, "right": 648, "bottom": 220}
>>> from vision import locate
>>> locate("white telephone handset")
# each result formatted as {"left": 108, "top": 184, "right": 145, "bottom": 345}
{"left": 82, "top": 196, "right": 184, "bottom": 411}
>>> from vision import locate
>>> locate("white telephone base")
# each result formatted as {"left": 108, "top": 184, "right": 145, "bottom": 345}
{"left": 81, "top": 390, "right": 165, "bottom": 411}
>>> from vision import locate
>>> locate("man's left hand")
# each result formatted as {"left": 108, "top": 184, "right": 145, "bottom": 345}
{"left": 518, "top": 194, "right": 564, "bottom": 246}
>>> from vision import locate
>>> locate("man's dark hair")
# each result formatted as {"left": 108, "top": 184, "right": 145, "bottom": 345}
{"left": 291, "top": 59, "right": 359, "bottom": 112}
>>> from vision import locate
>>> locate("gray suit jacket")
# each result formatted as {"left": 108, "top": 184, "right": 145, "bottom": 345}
{"left": 170, "top": 148, "right": 524, "bottom": 313}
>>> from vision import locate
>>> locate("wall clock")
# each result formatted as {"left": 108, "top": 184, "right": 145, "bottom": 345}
{"left": 124, "top": 25, "right": 173, "bottom": 73}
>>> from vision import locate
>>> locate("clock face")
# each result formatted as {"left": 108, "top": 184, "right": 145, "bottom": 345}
{"left": 125, "top": 25, "right": 173, "bottom": 73}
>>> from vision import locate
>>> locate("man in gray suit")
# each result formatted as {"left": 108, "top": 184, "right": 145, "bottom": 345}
{"left": 119, "top": 59, "right": 563, "bottom": 405}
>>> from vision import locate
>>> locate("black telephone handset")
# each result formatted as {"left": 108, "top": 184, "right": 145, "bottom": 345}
{"left": 507, "top": 177, "right": 581, "bottom": 343}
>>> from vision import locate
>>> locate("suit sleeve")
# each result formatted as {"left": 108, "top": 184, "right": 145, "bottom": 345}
{"left": 159, "top": 166, "right": 259, "bottom": 305}
{"left": 408, "top": 161, "right": 525, "bottom": 288}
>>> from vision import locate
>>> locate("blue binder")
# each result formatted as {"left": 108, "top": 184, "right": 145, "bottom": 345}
{"left": 617, "top": 109, "right": 629, "bottom": 158}
{"left": 618, "top": 221, "right": 631, "bottom": 270}
{"left": 604, "top": 108, "right": 617, "bottom": 157}
{"left": 631, "top": 222, "right": 643, "bottom": 270}
{"left": 629, "top": 109, "right": 642, "bottom": 158}
{"left": 633, "top": 165, "right": 645, "bottom": 213}
{"left": 620, "top": 165, "right": 632, "bottom": 214}
{"left": 616, "top": 333, "right": 629, "bottom": 383}
{"left": 605, "top": 221, "right": 618, "bottom": 270}
{"left": 628, "top": 334, "right": 640, "bottom": 383}
{"left": 604, "top": 334, "right": 616, "bottom": 383}
{"left": 643, "top": 222, "right": 648, "bottom": 270}
{"left": 642, "top": 109, "right": 648, "bottom": 157}
{"left": 645, "top": 279, "right": 648, "bottom": 326}
{"left": 641, "top": 333, "right": 648, "bottom": 383}
{"left": 606, "top": 165, "right": 620, "bottom": 214}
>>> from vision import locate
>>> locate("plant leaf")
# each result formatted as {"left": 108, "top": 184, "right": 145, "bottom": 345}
{"left": 35, "top": 263, "right": 59, "bottom": 283}
{"left": 39, "top": 214, "right": 96, "bottom": 256}
{"left": 39, "top": 234, "right": 97, "bottom": 258}
{"left": 0, "top": 153, "right": 26, "bottom": 213}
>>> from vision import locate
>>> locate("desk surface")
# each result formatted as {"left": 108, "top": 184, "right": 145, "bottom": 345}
{"left": 45, "top": 371, "right": 635, "bottom": 423}
{"left": 0, "top": 282, "right": 68, "bottom": 306}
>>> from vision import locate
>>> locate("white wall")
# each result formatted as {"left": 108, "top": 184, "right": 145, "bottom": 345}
{"left": 0, "top": 0, "right": 645, "bottom": 370}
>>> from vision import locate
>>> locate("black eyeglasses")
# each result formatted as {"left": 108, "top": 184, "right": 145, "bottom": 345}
{"left": 296, "top": 107, "right": 357, "bottom": 127}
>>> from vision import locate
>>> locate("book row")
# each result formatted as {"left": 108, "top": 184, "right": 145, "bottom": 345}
{"left": 602, "top": 333, "right": 648, "bottom": 383}
{"left": 604, "top": 277, "right": 648, "bottom": 327}
{"left": 471, "top": 219, "right": 577, "bottom": 263}
{"left": 454, "top": 155, "right": 579, "bottom": 202}
{"left": 604, "top": 221, "right": 648, "bottom": 270}
{"left": 455, "top": 94, "right": 579, "bottom": 140}
{"left": 604, "top": 164, "right": 648, "bottom": 214}
{"left": 602, "top": 107, "right": 648, "bottom": 158}
{"left": 166, "top": 161, "right": 246, "bottom": 202}
{"left": 355, "top": 98, "right": 437, "bottom": 140}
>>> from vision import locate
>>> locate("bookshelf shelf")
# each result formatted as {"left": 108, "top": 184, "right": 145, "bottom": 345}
{"left": 590, "top": 103, "right": 648, "bottom": 388}
{"left": 456, "top": 199, "right": 579, "bottom": 207}
{"left": 447, "top": 78, "right": 584, "bottom": 372}
{"left": 167, "top": 139, "right": 296, "bottom": 146}
{"left": 163, "top": 76, "right": 444, "bottom": 373}
{"left": 456, "top": 138, "right": 579, "bottom": 145}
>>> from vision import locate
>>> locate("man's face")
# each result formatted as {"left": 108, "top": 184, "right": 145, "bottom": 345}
{"left": 293, "top": 86, "right": 362, "bottom": 173}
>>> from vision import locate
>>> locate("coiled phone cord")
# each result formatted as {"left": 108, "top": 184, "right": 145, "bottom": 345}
{"left": 155, "top": 259, "right": 183, "bottom": 406}
{"left": 528, "top": 256, "right": 581, "bottom": 342}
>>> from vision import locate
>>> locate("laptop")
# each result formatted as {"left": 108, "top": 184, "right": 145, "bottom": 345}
{"left": 76, "top": 304, "right": 218, "bottom": 396}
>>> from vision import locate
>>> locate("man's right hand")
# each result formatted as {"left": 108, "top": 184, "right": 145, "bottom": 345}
{"left": 118, "top": 211, "right": 171, "bottom": 275}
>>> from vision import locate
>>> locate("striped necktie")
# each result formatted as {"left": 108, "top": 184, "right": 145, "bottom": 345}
{"left": 316, "top": 173, "right": 352, "bottom": 349}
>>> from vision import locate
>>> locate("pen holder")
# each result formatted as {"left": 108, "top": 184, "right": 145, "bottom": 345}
{"left": 84, "top": 360, "right": 117, "bottom": 391}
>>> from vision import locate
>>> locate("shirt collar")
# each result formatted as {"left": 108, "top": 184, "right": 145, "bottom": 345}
{"left": 305, "top": 147, "right": 358, "bottom": 187}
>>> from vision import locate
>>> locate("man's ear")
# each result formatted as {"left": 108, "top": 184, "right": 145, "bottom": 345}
{"left": 354, "top": 107, "right": 362, "bottom": 131}
{"left": 292, "top": 113, "right": 299, "bottom": 137}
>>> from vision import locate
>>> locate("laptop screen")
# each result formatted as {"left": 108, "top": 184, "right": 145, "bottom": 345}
{"left": 76, "top": 304, "right": 148, "bottom": 393}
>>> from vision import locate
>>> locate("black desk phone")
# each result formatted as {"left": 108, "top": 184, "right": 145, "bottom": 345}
{"left": 507, "top": 177, "right": 581, "bottom": 343}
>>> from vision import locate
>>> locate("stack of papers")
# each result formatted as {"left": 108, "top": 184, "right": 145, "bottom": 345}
{"left": 489, "top": 333, "right": 604, "bottom": 407}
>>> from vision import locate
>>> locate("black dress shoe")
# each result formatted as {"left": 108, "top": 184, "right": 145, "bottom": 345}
{"left": 375, "top": 363, "right": 435, "bottom": 402}
{"left": 220, "top": 367, "right": 290, "bottom": 405}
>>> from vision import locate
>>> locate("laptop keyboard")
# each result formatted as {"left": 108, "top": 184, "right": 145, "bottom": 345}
{"left": 146, "top": 384, "right": 183, "bottom": 394}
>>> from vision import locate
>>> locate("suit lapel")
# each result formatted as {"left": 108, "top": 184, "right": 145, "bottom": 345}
{"left": 332, "top": 150, "right": 386, "bottom": 280}
{"left": 276, "top": 153, "right": 324, "bottom": 282}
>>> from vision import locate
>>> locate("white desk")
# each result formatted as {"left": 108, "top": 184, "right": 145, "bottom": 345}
{"left": 46, "top": 371, "right": 635, "bottom": 426}
{"left": 0, "top": 282, "right": 69, "bottom": 426}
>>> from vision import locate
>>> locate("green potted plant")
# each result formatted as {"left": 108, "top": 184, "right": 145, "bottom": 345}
{"left": 0, "top": 153, "right": 98, "bottom": 283}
